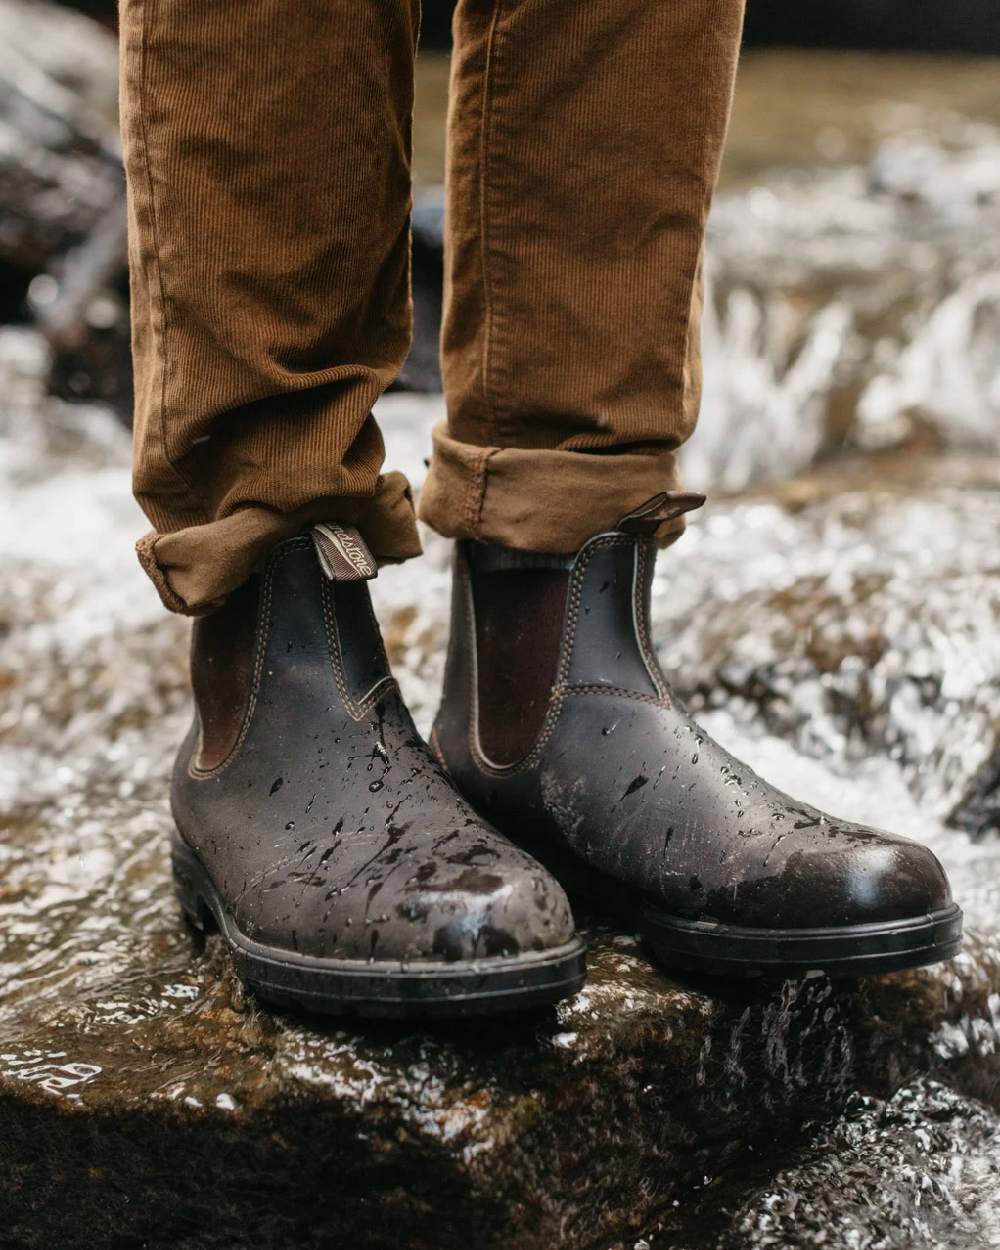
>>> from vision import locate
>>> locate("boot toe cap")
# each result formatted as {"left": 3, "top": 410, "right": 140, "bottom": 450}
{"left": 832, "top": 838, "right": 951, "bottom": 925}
{"left": 714, "top": 834, "right": 953, "bottom": 930}
{"left": 418, "top": 861, "right": 577, "bottom": 962}
{"left": 235, "top": 849, "right": 576, "bottom": 965}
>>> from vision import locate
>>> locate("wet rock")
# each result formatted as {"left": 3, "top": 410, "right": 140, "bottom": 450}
{"left": 679, "top": 1077, "right": 1000, "bottom": 1250}
{"left": 4, "top": 925, "right": 998, "bottom": 1250}
{"left": 3, "top": 366, "right": 1000, "bottom": 1248}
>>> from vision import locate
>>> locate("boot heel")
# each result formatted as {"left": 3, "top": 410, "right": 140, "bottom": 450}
{"left": 171, "top": 830, "right": 215, "bottom": 933}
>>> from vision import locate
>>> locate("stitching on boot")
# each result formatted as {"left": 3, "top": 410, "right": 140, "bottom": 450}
{"left": 469, "top": 536, "right": 608, "bottom": 776}
{"left": 634, "top": 541, "right": 671, "bottom": 704}
{"left": 321, "top": 580, "right": 397, "bottom": 723}
{"left": 466, "top": 534, "right": 669, "bottom": 778}
{"left": 429, "top": 724, "right": 452, "bottom": 775}
{"left": 468, "top": 538, "right": 601, "bottom": 776}
{"left": 438, "top": 548, "right": 464, "bottom": 730}
{"left": 461, "top": 555, "right": 485, "bottom": 767}
{"left": 561, "top": 684, "right": 665, "bottom": 705}
{"left": 188, "top": 554, "right": 277, "bottom": 779}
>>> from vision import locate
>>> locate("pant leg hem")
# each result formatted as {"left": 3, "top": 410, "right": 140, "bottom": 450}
{"left": 138, "top": 471, "right": 422, "bottom": 615}
{"left": 418, "top": 423, "right": 690, "bottom": 553}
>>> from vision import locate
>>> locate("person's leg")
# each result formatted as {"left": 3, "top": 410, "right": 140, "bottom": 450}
{"left": 430, "top": 0, "right": 962, "bottom": 977}
{"left": 420, "top": 0, "right": 744, "bottom": 551}
{"left": 121, "top": 0, "right": 422, "bottom": 616}
{"left": 119, "top": 0, "right": 585, "bottom": 1014}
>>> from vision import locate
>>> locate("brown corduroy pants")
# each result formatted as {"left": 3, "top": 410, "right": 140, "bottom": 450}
{"left": 119, "top": 0, "right": 745, "bottom": 615}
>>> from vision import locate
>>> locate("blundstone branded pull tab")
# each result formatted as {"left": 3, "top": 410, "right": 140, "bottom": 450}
{"left": 310, "top": 523, "right": 378, "bottom": 581}
{"left": 617, "top": 491, "right": 706, "bottom": 536}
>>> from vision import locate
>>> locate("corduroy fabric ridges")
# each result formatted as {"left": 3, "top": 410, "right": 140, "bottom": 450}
{"left": 120, "top": 0, "right": 423, "bottom": 613}
{"left": 120, "top": 0, "right": 745, "bottom": 613}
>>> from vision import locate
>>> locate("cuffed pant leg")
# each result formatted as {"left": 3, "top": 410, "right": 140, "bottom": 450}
{"left": 420, "top": 426, "right": 690, "bottom": 553}
{"left": 120, "top": 0, "right": 422, "bottom": 613}
{"left": 420, "top": 0, "right": 744, "bottom": 551}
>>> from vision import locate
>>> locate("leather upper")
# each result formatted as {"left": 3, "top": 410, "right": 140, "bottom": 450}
{"left": 172, "top": 537, "right": 576, "bottom": 963}
{"left": 434, "top": 533, "right": 953, "bottom": 931}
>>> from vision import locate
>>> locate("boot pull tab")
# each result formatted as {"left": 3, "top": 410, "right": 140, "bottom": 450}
{"left": 311, "top": 523, "right": 378, "bottom": 581}
{"left": 617, "top": 491, "right": 706, "bottom": 537}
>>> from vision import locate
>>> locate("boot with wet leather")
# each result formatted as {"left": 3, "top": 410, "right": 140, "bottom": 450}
{"left": 433, "top": 495, "right": 963, "bottom": 979}
{"left": 170, "top": 528, "right": 585, "bottom": 1016}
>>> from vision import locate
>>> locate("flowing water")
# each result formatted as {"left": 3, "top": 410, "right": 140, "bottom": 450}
{"left": 1, "top": 42, "right": 1000, "bottom": 1250}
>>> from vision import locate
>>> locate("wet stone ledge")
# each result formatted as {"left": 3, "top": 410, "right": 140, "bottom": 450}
{"left": 2, "top": 920, "right": 999, "bottom": 1250}
{"left": 1, "top": 387, "right": 1000, "bottom": 1247}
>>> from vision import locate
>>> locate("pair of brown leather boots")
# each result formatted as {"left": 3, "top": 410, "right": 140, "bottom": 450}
{"left": 171, "top": 503, "right": 962, "bottom": 1017}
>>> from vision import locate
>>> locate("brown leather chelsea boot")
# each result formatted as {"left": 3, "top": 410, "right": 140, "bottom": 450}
{"left": 432, "top": 495, "right": 963, "bottom": 980}
{"left": 170, "top": 528, "right": 585, "bottom": 1017}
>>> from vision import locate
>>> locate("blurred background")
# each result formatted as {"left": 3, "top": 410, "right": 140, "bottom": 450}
{"left": 2, "top": 0, "right": 998, "bottom": 490}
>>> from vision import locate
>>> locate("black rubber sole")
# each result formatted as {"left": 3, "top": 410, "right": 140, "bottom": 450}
{"left": 639, "top": 901, "right": 963, "bottom": 979}
{"left": 171, "top": 832, "right": 587, "bottom": 1018}
{"left": 506, "top": 829, "right": 964, "bottom": 980}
